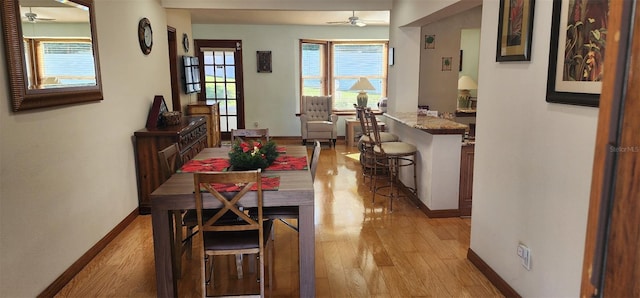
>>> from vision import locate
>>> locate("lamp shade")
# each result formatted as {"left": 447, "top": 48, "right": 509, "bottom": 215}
{"left": 458, "top": 75, "right": 478, "bottom": 90}
{"left": 350, "top": 77, "right": 376, "bottom": 91}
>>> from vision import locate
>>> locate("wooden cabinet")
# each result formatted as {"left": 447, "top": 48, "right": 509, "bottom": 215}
{"left": 459, "top": 143, "right": 474, "bottom": 217}
{"left": 134, "top": 116, "right": 208, "bottom": 214}
{"left": 187, "top": 102, "right": 221, "bottom": 147}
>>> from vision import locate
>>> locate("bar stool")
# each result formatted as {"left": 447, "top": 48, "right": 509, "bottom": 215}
{"left": 356, "top": 107, "right": 398, "bottom": 189}
{"left": 368, "top": 112, "right": 417, "bottom": 211}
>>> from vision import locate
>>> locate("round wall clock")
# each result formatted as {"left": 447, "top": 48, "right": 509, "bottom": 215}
{"left": 138, "top": 18, "right": 153, "bottom": 55}
{"left": 182, "top": 33, "right": 189, "bottom": 52}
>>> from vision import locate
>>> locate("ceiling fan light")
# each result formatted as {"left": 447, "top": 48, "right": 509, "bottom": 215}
{"left": 355, "top": 22, "right": 366, "bottom": 27}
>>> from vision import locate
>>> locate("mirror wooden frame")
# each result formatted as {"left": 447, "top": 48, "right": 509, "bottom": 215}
{"left": 0, "top": 0, "right": 102, "bottom": 112}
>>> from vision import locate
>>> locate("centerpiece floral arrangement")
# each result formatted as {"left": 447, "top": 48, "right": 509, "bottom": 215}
{"left": 228, "top": 139, "right": 279, "bottom": 170}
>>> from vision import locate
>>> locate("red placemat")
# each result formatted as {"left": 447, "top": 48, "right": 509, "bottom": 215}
{"left": 201, "top": 175, "right": 280, "bottom": 192}
{"left": 266, "top": 156, "right": 308, "bottom": 171}
{"left": 179, "top": 158, "right": 230, "bottom": 173}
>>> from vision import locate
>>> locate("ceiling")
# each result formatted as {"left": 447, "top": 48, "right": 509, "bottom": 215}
{"left": 189, "top": 10, "right": 390, "bottom": 26}
{"left": 19, "top": 0, "right": 390, "bottom": 27}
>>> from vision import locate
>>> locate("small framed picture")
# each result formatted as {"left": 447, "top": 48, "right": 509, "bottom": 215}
{"left": 496, "top": 0, "right": 535, "bottom": 61}
{"left": 442, "top": 57, "right": 452, "bottom": 71}
{"left": 257, "top": 51, "right": 272, "bottom": 73}
{"left": 424, "top": 35, "right": 435, "bottom": 49}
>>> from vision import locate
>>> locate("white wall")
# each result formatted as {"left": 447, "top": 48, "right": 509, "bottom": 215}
{"left": 0, "top": 0, "right": 173, "bottom": 296}
{"left": 191, "top": 24, "right": 388, "bottom": 136}
{"left": 470, "top": 0, "right": 597, "bottom": 296}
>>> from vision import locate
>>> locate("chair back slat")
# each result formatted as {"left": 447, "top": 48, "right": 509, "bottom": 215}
{"left": 310, "top": 140, "right": 322, "bottom": 181}
{"left": 158, "top": 143, "right": 181, "bottom": 181}
{"left": 193, "top": 170, "right": 263, "bottom": 233}
{"left": 368, "top": 110, "right": 386, "bottom": 155}
{"left": 231, "top": 128, "right": 270, "bottom": 143}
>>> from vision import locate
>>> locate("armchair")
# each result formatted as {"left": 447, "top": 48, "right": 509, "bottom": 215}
{"left": 300, "top": 95, "right": 338, "bottom": 146}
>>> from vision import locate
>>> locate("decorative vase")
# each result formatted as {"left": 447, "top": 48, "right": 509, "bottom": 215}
{"left": 356, "top": 92, "right": 368, "bottom": 108}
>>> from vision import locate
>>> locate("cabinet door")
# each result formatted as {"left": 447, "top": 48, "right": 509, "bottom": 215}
{"left": 459, "top": 144, "right": 474, "bottom": 216}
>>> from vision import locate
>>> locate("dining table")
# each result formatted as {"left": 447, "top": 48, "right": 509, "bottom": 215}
{"left": 150, "top": 145, "right": 315, "bottom": 297}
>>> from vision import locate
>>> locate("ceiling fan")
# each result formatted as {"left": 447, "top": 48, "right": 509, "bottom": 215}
{"left": 326, "top": 11, "right": 384, "bottom": 27}
{"left": 24, "top": 7, "right": 56, "bottom": 23}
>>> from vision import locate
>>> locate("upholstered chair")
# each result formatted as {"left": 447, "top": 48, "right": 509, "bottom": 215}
{"left": 300, "top": 96, "right": 338, "bottom": 146}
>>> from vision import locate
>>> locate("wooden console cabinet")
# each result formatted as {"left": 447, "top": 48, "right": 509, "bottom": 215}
{"left": 187, "top": 102, "right": 221, "bottom": 147}
{"left": 459, "top": 143, "right": 475, "bottom": 217}
{"left": 134, "top": 116, "right": 208, "bottom": 214}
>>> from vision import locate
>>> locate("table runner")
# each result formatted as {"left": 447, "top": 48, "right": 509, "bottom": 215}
{"left": 266, "top": 156, "right": 308, "bottom": 171}
{"left": 179, "top": 158, "right": 230, "bottom": 173}
{"left": 180, "top": 156, "right": 308, "bottom": 173}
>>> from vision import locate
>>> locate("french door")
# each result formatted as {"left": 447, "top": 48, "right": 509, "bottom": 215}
{"left": 194, "top": 40, "right": 245, "bottom": 140}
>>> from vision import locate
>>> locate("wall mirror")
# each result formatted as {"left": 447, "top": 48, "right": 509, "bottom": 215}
{"left": 1, "top": 0, "right": 102, "bottom": 112}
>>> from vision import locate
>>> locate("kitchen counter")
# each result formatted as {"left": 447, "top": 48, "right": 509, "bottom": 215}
{"left": 384, "top": 112, "right": 468, "bottom": 135}
{"left": 382, "top": 112, "right": 468, "bottom": 217}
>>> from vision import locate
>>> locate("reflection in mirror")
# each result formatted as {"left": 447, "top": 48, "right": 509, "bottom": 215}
{"left": 1, "top": 0, "right": 102, "bottom": 112}
{"left": 20, "top": 0, "right": 94, "bottom": 89}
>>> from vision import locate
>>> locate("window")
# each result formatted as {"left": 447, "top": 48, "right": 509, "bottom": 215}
{"left": 23, "top": 38, "right": 96, "bottom": 89}
{"left": 300, "top": 40, "right": 388, "bottom": 111}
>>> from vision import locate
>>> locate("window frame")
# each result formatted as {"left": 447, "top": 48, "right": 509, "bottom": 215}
{"left": 300, "top": 39, "right": 389, "bottom": 113}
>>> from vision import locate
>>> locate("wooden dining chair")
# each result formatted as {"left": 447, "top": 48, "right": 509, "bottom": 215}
{"left": 193, "top": 169, "right": 274, "bottom": 297}
{"left": 230, "top": 128, "right": 270, "bottom": 143}
{"left": 261, "top": 140, "right": 321, "bottom": 232}
{"left": 157, "top": 143, "right": 189, "bottom": 278}
{"left": 159, "top": 143, "right": 249, "bottom": 280}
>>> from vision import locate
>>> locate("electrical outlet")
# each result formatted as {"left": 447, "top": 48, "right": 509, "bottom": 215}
{"left": 253, "top": 121, "right": 259, "bottom": 127}
{"left": 517, "top": 243, "right": 531, "bottom": 270}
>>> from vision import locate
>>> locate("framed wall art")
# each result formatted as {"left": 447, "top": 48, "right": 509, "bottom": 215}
{"left": 546, "top": 0, "right": 607, "bottom": 107}
{"left": 496, "top": 0, "right": 535, "bottom": 61}
{"left": 424, "top": 35, "right": 435, "bottom": 49}
{"left": 442, "top": 57, "right": 452, "bottom": 71}
{"left": 257, "top": 51, "right": 272, "bottom": 73}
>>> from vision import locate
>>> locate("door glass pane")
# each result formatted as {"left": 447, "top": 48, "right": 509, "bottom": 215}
{"left": 227, "top": 116, "right": 238, "bottom": 130}
{"left": 204, "top": 66, "right": 214, "bottom": 77}
{"left": 215, "top": 83, "right": 226, "bottom": 99}
{"left": 205, "top": 82, "right": 215, "bottom": 98}
{"left": 212, "top": 65, "right": 222, "bottom": 81}
{"left": 226, "top": 83, "right": 236, "bottom": 99}
{"left": 224, "top": 51, "right": 235, "bottom": 64}
{"left": 218, "top": 100, "right": 227, "bottom": 114}
{"left": 204, "top": 51, "right": 214, "bottom": 64}
{"left": 226, "top": 66, "right": 236, "bottom": 80}
{"left": 220, "top": 117, "right": 228, "bottom": 132}
{"left": 227, "top": 100, "right": 237, "bottom": 115}
{"left": 214, "top": 51, "right": 224, "bottom": 64}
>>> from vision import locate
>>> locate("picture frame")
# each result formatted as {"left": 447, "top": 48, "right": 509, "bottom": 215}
{"left": 257, "top": 51, "right": 272, "bottom": 73}
{"left": 546, "top": 0, "right": 607, "bottom": 107}
{"left": 496, "top": 0, "right": 535, "bottom": 61}
{"left": 424, "top": 35, "right": 435, "bottom": 49}
{"left": 146, "top": 95, "right": 169, "bottom": 129}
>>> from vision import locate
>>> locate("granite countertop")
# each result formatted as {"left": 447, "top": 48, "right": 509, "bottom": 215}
{"left": 384, "top": 112, "right": 468, "bottom": 135}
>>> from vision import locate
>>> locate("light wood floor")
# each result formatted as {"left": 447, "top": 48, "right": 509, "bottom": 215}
{"left": 56, "top": 139, "right": 503, "bottom": 297}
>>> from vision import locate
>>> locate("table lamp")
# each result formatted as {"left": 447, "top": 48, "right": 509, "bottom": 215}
{"left": 457, "top": 75, "right": 478, "bottom": 110}
{"left": 350, "top": 77, "right": 376, "bottom": 107}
